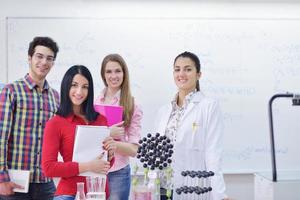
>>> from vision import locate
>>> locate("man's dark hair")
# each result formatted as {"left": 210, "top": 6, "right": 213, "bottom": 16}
{"left": 28, "top": 36, "right": 59, "bottom": 59}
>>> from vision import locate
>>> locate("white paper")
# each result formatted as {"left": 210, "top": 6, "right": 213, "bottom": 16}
{"left": 72, "top": 125, "right": 109, "bottom": 177}
{"left": 8, "top": 169, "right": 30, "bottom": 193}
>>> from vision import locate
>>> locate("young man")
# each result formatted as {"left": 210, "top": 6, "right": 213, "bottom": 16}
{"left": 0, "top": 37, "right": 59, "bottom": 200}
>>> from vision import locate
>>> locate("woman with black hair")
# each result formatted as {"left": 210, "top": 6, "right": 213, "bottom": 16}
{"left": 42, "top": 65, "right": 116, "bottom": 200}
{"left": 156, "top": 52, "right": 228, "bottom": 200}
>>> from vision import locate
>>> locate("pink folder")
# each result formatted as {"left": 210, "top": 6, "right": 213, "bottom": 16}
{"left": 94, "top": 104, "right": 123, "bottom": 126}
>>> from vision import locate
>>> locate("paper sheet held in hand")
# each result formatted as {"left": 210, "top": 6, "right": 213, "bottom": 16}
{"left": 8, "top": 169, "right": 30, "bottom": 193}
{"left": 72, "top": 125, "right": 109, "bottom": 177}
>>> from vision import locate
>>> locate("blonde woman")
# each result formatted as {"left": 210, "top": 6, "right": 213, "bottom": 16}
{"left": 95, "top": 54, "right": 142, "bottom": 200}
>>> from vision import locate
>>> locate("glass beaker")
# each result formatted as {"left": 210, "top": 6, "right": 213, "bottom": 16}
{"left": 86, "top": 176, "right": 106, "bottom": 200}
{"left": 75, "top": 182, "right": 86, "bottom": 200}
{"left": 132, "top": 185, "right": 151, "bottom": 200}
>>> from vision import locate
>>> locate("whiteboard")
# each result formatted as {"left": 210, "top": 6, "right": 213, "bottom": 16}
{"left": 6, "top": 17, "right": 300, "bottom": 173}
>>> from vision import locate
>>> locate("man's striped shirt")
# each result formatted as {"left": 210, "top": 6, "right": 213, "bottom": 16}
{"left": 0, "top": 74, "right": 59, "bottom": 183}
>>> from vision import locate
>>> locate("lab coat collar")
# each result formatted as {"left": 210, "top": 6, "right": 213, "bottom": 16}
{"left": 158, "top": 91, "right": 205, "bottom": 136}
{"left": 191, "top": 91, "right": 204, "bottom": 103}
{"left": 180, "top": 91, "right": 204, "bottom": 121}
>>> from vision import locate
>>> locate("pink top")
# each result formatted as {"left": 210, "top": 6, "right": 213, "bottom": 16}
{"left": 95, "top": 88, "right": 142, "bottom": 172}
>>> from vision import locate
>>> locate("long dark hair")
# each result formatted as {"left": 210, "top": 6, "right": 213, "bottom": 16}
{"left": 56, "top": 65, "right": 98, "bottom": 121}
{"left": 174, "top": 51, "right": 201, "bottom": 91}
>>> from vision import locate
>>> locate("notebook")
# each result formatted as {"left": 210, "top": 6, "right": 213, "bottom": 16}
{"left": 8, "top": 169, "right": 30, "bottom": 193}
{"left": 94, "top": 104, "right": 123, "bottom": 126}
{"left": 72, "top": 125, "right": 109, "bottom": 177}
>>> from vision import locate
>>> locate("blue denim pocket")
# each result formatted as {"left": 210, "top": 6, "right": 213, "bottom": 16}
{"left": 108, "top": 165, "right": 131, "bottom": 200}
{"left": 53, "top": 195, "right": 75, "bottom": 200}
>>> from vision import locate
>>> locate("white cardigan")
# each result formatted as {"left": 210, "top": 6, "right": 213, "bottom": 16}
{"left": 155, "top": 91, "right": 227, "bottom": 200}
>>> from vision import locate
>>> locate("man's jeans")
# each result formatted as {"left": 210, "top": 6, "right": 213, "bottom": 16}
{"left": 0, "top": 181, "right": 55, "bottom": 200}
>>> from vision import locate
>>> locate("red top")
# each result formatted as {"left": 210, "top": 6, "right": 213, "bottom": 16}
{"left": 42, "top": 113, "right": 113, "bottom": 197}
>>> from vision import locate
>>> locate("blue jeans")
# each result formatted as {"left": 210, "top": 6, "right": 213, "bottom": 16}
{"left": 53, "top": 195, "right": 75, "bottom": 200}
{"left": 108, "top": 165, "right": 131, "bottom": 200}
{"left": 0, "top": 181, "right": 55, "bottom": 200}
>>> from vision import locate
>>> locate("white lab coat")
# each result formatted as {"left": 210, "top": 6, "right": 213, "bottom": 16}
{"left": 155, "top": 91, "right": 227, "bottom": 200}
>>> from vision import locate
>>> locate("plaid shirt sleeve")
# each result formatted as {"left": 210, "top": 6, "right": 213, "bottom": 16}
{"left": 0, "top": 85, "right": 14, "bottom": 182}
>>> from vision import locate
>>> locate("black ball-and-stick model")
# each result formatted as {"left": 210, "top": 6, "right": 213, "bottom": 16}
{"left": 137, "top": 132, "right": 173, "bottom": 171}
{"left": 175, "top": 170, "right": 215, "bottom": 199}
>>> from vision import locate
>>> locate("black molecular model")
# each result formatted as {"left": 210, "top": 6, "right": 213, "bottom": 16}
{"left": 175, "top": 170, "right": 215, "bottom": 199}
{"left": 137, "top": 133, "right": 174, "bottom": 171}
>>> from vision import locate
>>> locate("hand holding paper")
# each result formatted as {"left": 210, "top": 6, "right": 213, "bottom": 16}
{"left": 2, "top": 170, "right": 30, "bottom": 194}
{"left": 0, "top": 181, "right": 24, "bottom": 195}
{"left": 72, "top": 125, "right": 110, "bottom": 177}
{"left": 86, "top": 153, "right": 110, "bottom": 174}
{"left": 103, "top": 136, "right": 117, "bottom": 152}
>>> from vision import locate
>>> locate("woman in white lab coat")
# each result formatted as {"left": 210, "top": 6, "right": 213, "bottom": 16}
{"left": 155, "top": 51, "right": 228, "bottom": 200}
